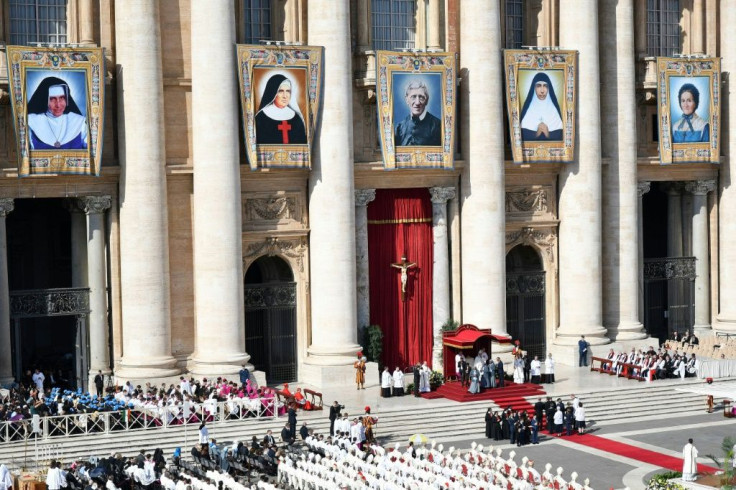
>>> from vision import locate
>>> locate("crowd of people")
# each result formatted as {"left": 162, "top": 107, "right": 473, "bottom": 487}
{"left": 454, "top": 348, "right": 556, "bottom": 394}
{"left": 599, "top": 345, "right": 698, "bottom": 381}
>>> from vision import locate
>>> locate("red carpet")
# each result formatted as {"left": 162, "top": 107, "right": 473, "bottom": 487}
{"left": 422, "top": 381, "right": 545, "bottom": 412}
{"left": 559, "top": 433, "right": 719, "bottom": 474}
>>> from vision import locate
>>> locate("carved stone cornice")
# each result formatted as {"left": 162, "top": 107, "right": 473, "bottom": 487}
{"left": 506, "top": 226, "right": 556, "bottom": 263}
{"left": 505, "top": 189, "right": 548, "bottom": 213}
{"left": 77, "top": 195, "right": 112, "bottom": 215}
{"left": 244, "top": 236, "right": 307, "bottom": 273}
{"left": 0, "top": 198, "right": 15, "bottom": 218}
{"left": 244, "top": 197, "right": 298, "bottom": 222}
{"left": 684, "top": 179, "right": 717, "bottom": 196}
{"left": 429, "top": 186, "right": 456, "bottom": 204}
{"left": 354, "top": 189, "right": 377, "bottom": 207}
{"left": 637, "top": 181, "right": 651, "bottom": 198}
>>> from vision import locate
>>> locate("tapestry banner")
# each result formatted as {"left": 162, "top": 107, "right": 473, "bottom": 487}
{"left": 236, "top": 45, "right": 324, "bottom": 170}
{"left": 5, "top": 46, "right": 105, "bottom": 177}
{"left": 503, "top": 50, "right": 577, "bottom": 164}
{"left": 657, "top": 57, "right": 721, "bottom": 164}
{"left": 375, "top": 51, "right": 456, "bottom": 170}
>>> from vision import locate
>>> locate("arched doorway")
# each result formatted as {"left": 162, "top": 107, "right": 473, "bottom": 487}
{"left": 244, "top": 256, "right": 297, "bottom": 385}
{"left": 505, "top": 245, "right": 546, "bottom": 359}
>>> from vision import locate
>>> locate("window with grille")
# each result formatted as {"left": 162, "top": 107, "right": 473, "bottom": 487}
{"left": 505, "top": 0, "right": 524, "bottom": 49}
{"left": 9, "top": 0, "right": 67, "bottom": 45}
{"left": 647, "top": 0, "right": 680, "bottom": 56}
{"left": 244, "top": 0, "right": 272, "bottom": 44}
{"left": 372, "top": 0, "right": 416, "bottom": 51}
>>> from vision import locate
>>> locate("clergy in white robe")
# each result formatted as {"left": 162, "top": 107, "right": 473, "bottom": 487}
{"left": 682, "top": 439, "right": 698, "bottom": 481}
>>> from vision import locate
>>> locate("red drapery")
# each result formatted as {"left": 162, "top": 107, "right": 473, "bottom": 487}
{"left": 367, "top": 188, "right": 433, "bottom": 371}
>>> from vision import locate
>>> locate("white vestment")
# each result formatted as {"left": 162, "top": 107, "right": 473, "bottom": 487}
{"left": 682, "top": 442, "right": 698, "bottom": 481}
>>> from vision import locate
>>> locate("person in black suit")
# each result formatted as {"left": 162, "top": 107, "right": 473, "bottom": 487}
{"left": 287, "top": 404, "right": 297, "bottom": 439}
{"left": 413, "top": 363, "right": 421, "bottom": 397}
{"left": 263, "top": 430, "right": 275, "bottom": 446}
{"left": 459, "top": 358, "right": 470, "bottom": 387}
{"left": 534, "top": 398, "right": 545, "bottom": 429}
{"left": 328, "top": 401, "right": 343, "bottom": 436}
{"left": 496, "top": 357, "right": 505, "bottom": 388}
{"left": 94, "top": 371, "right": 104, "bottom": 396}
{"left": 299, "top": 422, "right": 309, "bottom": 440}
{"left": 280, "top": 423, "right": 291, "bottom": 443}
{"left": 545, "top": 397, "right": 556, "bottom": 434}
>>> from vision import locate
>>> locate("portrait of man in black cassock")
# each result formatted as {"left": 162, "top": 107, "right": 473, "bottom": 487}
{"left": 393, "top": 74, "right": 442, "bottom": 147}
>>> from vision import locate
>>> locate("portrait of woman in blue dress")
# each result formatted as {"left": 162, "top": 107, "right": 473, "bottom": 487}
{"left": 672, "top": 83, "right": 710, "bottom": 143}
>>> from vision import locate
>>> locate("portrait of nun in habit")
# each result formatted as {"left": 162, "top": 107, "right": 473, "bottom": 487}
{"left": 255, "top": 73, "right": 307, "bottom": 145}
{"left": 519, "top": 72, "right": 563, "bottom": 141}
{"left": 27, "top": 76, "right": 88, "bottom": 150}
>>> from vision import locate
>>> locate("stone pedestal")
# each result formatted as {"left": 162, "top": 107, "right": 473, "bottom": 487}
{"left": 0, "top": 199, "right": 14, "bottom": 385}
{"left": 190, "top": 0, "right": 251, "bottom": 376}
{"left": 355, "top": 189, "right": 376, "bottom": 338}
{"left": 77, "top": 196, "right": 113, "bottom": 388}
{"left": 430, "top": 187, "right": 455, "bottom": 370}
{"left": 115, "top": 0, "right": 178, "bottom": 378}
{"left": 686, "top": 180, "right": 716, "bottom": 336}
{"left": 556, "top": 0, "right": 609, "bottom": 347}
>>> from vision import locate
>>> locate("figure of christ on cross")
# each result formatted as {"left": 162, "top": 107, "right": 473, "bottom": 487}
{"left": 391, "top": 255, "right": 417, "bottom": 302}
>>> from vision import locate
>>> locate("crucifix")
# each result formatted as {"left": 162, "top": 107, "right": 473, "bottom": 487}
{"left": 391, "top": 255, "right": 416, "bottom": 301}
{"left": 277, "top": 120, "right": 292, "bottom": 143}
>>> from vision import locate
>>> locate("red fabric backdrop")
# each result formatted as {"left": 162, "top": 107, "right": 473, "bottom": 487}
{"left": 367, "top": 189, "right": 433, "bottom": 370}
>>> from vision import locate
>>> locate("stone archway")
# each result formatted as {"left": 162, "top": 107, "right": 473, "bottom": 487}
{"left": 505, "top": 244, "right": 546, "bottom": 359}
{"left": 244, "top": 255, "right": 297, "bottom": 385}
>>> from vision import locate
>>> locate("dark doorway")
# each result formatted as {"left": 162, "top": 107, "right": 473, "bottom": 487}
{"left": 244, "top": 256, "right": 297, "bottom": 385}
{"left": 6, "top": 199, "right": 85, "bottom": 387}
{"left": 505, "top": 245, "right": 546, "bottom": 360}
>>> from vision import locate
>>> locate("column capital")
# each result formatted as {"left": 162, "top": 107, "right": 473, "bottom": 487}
{"left": 0, "top": 199, "right": 14, "bottom": 218}
{"left": 78, "top": 196, "right": 112, "bottom": 215}
{"left": 637, "top": 181, "right": 651, "bottom": 197}
{"left": 663, "top": 182, "right": 685, "bottom": 195}
{"left": 429, "top": 186, "right": 456, "bottom": 204}
{"left": 354, "top": 189, "right": 376, "bottom": 207}
{"left": 685, "top": 179, "right": 717, "bottom": 196}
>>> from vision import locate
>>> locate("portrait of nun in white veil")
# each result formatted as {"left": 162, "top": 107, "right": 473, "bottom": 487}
{"left": 519, "top": 72, "right": 563, "bottom": 141}
{"left": 255, "top": 73, "right": 307, "bottom": 145}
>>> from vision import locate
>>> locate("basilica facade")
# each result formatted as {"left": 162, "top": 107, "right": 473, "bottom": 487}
{"left": 0, "top": 0, "right": 731, "bottom": 390}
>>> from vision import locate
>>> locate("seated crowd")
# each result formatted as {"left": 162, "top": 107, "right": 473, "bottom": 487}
{"left": 597, "top": 345, "right": 698, "bottom": 381}
{"left": 669, "top": 331, "right": 736, "bottom": 360}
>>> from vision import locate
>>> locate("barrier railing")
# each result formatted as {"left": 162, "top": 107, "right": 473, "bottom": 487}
{"left": 0, "top": 397, "right": 282, "bottom": 445}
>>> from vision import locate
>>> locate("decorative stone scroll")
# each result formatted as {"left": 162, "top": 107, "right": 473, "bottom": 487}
{"left": 244, "top": 197, "right": 298, "bottom": 222}
{"left": 244, "top": 236, "right": 307, "bottom": 273}
{"left": 505, "top": 189, "right": 548, "bottom": 213}
{"left": 0, "top": 199, "right": 15, "bottom": 218}
{"left": 506, "top": 227, "right": 556, "bottom": 263}
{"left": 77, "top": 195, "right": 112, "bottom": 215}
{"left": 684, "top": 179, "right": 717, "bottom": 196}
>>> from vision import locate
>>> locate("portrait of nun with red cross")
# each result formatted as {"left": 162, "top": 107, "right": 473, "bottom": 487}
{"left": 254, "top": 72, "right": 307, "bottom": 145}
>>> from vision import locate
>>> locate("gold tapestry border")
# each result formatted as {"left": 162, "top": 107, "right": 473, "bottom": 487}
{"left": 367, "top": 218, "right": 432, "bottom": 225}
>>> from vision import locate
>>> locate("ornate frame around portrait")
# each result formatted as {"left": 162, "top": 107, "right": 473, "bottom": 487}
{"left": 503, "top": 50, "right": 577, "bottom": 164}
{"left": 657, "top": 57, "right": 721, "bottom": 165}
{"left": 236, "top": 45, "right": 324, "bottom": 170}
{"left": 5, "top": 46, "right": 105, "bottom": 177}
{"left": 375, "top": 51, "right": 457, "bottom": 170}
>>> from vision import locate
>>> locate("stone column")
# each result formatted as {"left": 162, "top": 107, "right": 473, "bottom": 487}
{"left": 686, "top": 180, "right": 716, "bottom": 335}
{"left": 691, "top": 0, "right": 704, "bottom": 54}
{"left": 190, "top": 0, "right": 250, "bottom": 376}
{"left": 356, "top": 0, "right": 370, "bottom": 51}
{"left": 115, "top": 0, "right": 178, "bottom": 378}
{"left": 717, "top": 0, "right": 736, "bottom": 333}
{"left": 65, "top": 200, "right": 88, "bottom": 288}
{"left": 78, "top": 0, "right": 95, "bottom": 45}
{"left": 0, "top": 199, "right": 14, "bottom": 385}
{"left": 77, "top": 196, "right": 112, "bottom": 383}
{"left": 459, "top": 0, "right": 507, "bottom": 340}
{"left": 637, "top": 182, "right": 651, "bottom": 323}
{"left": 555, "top": 0, "right": 609, "bottom": 352}
{"left": 355, "top": 189, "right": 376, "bottom": 336}
{"left": 304, "top": 0, "right": 364, "bottom": 386}
{"left": 430, "top": 187, "right": 455, "bottom": 370}
{"left": 634, "top": 0, "right": 647, "bottom": 57}
{"left": 666, "top": 184, "right": 683, "bottom": 257}
{"left": 600, "top": 0, "right": 646, "bottom": 341}
{"left": 682, "top": 192, "right": 694, "bottom": 256}
{"left": 427, "top": 0, "right": 442, "bottom": 50}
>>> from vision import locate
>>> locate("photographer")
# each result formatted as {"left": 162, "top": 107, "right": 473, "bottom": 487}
{"left": 328, "top": 401, "right": 344, "bottom": 436}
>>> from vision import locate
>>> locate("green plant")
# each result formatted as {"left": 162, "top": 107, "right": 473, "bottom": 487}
{"left": 705, "top": 436, "right": 736, "bottom": 489}
{"left": 645, "top": 472, "right": 685, "bottom": 490}
{"left": 362, "top": 324, "right": 383, "bottom": 364}
{"left": 441, "top": 318, "right": 460, "bottom": 332}
{"left": 406, "top": 383, "right": 415, "bottom": 394}
{"left": 429, "top": 370, "right": 445, "bottom": 387}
